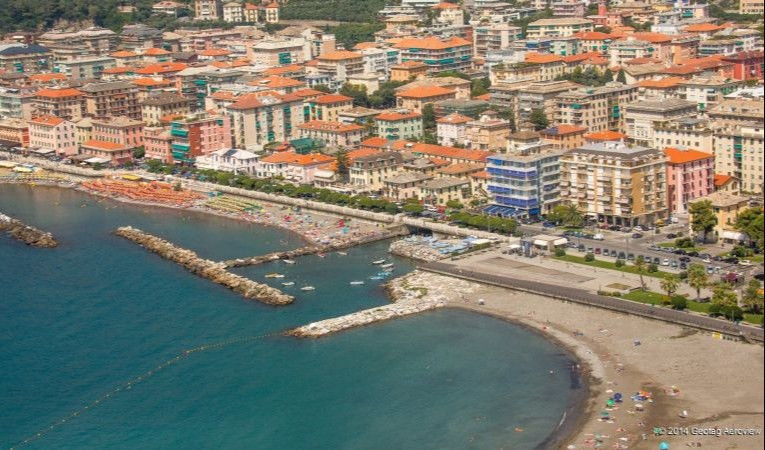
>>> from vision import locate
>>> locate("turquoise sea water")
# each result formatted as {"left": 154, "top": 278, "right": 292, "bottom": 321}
{"left": 1, "top": 184, "right": 578, "bottom": 449}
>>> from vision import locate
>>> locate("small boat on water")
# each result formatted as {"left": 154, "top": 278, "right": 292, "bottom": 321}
{"left": 300, "top": 286, "right": 316, "bottom": 291}
{"left": 317, "top": 253, "right": 326, "bottom": 258}
{"left": 372, "top": 259, "right": 386, "bottom": 265}
{"left": 369, "top": 276, "right": 384, "bottom": 280}
{"left": 281, "top": 282, "right": 295, "bottom": 286}
{"left": 376, "top": 272, "right": 392, "bottom": 278}
{"left": 337, "top": 252, "right": 348, "bottom": 256}
{"left": 349, "top": 281, "right": 365, "bottom": 285}
{"left": 265, "top": 273, "right": 285, "bottom": 278}
{"left": 381, "top": 263, "right": 395, "bottom": 269}
{"left": 283, "top": 259, "right": 296, "bottom": 264}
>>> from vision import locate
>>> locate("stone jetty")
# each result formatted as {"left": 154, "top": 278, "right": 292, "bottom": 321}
{"left": 0, "top": 212, "right": 58, "bottom": 248}
{"left": 222, "top": 228, "right": 407, "bottom": 268}
{"left": 388, "top": 238, "right": 444, "bottom": 262}
{"left": 114, "top": 226, "right": 294, "bottom": 305}
{"left": 288, "top": 271, "right": 478, "bottom": 338}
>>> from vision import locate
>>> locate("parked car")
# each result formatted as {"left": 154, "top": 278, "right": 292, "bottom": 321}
{"left": 667, "top": 233, "right": 677, "bottom": 239}
{"left": 578, "top": 244, "right": 586, "bottom": 252}
{"left": 706, "top": 266, "right": 715, "bottom": 274}
{"left": 680, "top": 262, "right": 687, "bottom": 270}
{"left": 618, "top": 251, "right": 626, "bottom": 259}
{"left": 674, "top": 249, "right": 687, "bottom": 255}
{"left": 602, "top": 249, "right": 609, "bottom": 257}
{"left": 679, "top": 256, "right": 691, "bottom": 262}
{"left": 631, "top": 233, "right": 643, "bottom": 239}
{"left": 739, "top": 260, "right": 752, "bottom": 267}
{"left": 627, "top": 253, "right": 635, "bottom": 261}
{"left": 662, "top": 258, "right": 670, "bottom": 266}
{"left": 594, "top": 248, "right": 601, "bottom": 254}
{"left": 687, "top": 251, "right": 699, "bottom": 258}
{"left": 670, "top": 260, "right": 678, "bottom": 268}
{"left": 653, "top": 257, "right": 661, "bottom": 264}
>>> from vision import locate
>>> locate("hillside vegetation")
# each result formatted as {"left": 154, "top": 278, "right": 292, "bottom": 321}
{"left": 280, "top": 0, "right": 388, "bottom": 23}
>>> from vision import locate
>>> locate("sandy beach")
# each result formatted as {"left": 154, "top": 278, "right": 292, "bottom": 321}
{"left": 407, "top": 271, "right": 763, "bottom": 450}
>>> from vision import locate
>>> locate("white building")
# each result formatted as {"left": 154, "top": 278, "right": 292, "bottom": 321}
{"left": 195, "top": 148, "right": 259, "bottom": 174}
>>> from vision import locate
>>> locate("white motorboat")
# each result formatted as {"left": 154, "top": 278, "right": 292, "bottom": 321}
{"left": 283, "top": 259, "right": 296, "bottom": 264}
{"left": 372, "top": 259, "right": 386, "bottom": 265}
{"left": 349, "top": 281, "right": 365, "bottom": 285}
{"left": 265, "top": 273, "right": 285, "bottom": 278}
{"left": 300, "top": 286, "right": 316, "bottom": 291}
{"left": 281, "top": 282, "right": 295, "bottom": 286}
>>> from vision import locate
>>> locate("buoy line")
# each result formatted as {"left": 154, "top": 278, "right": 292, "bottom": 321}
{"left": 11, "top": 332, "right": 282, "bottom": 449}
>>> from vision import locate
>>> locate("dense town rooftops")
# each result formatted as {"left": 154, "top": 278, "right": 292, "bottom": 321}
{"left": 393, "top": 36, "right": 471, "bottom": 50}
{"left": 375, "top": 111, "right": 422, "bottom": 121}
{"left": 436, "top": 113, "right": 473, "bottom": 124}
{"left": 310, "top": 94, "right": 353, "bottom": 104}
{"left": 316, "top": 51, "right": 363, "bottom": 61}
{"left": 663, "top": 147, "right": 714, "bottom": 164}
{"left": 259, "top": 152, "right": 335, "bottom": 166}
{"left": 29, "top": 116, "right": 65, "bottom": 126}
{"left": 397, "top": 85, "right": 455, "bottom": 98}
{"left": 624, "top": 99, "right": 697, "bottom": 112}
{"left": 35, "top": 88, "right": 83, "bottom": 98}
{"left": 298, "top": 120, "right": 364, "bottom": 133}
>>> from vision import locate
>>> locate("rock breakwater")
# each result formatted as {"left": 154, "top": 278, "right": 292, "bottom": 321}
{"left": 388, "top": 238, "right": 444, "bottom": 262}
{"left": 0, "top": 212, "right": 58, "bottom": 248}
{"left": 288, "top": 271, "right": 478, "bottom": 338}
{"left": 114, "top": 226, "right": 294, "bottom": 305}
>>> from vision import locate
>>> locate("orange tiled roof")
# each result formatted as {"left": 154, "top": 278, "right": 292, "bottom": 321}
{"left": 131, "top": 77, "right": 174, "bottom": 87}
{"left": 82, "top": 139, "right": 128, "bottom": 151}
{"left": 298, "top": 120, "right": 364, "bottom": 133}
{"left": 436, "top": 112, "right": 472, "bottom": 124}
{"left": 393, "top": 61, "right": 428, "bottom": 69}
{"left": 474, "top": 93, "right": 491, "bottom": 101}
{"left": 111, "top": 50, "right": 137, "bottom": 58}
{"left": 584, "top": 130, "right": 626, "bottom": 141}
{"left": 630, "top": 32, "right": 673, "bottom": 43}
{"left": 714, "top": 173, "right": 733, "bottom": 187}
{"left": 409, "top": 142, "right": 490, "bottom": 162}
{"left": 397, "top": 85, "right": 455, "bottom": 99}
{"left": 347, "top": 147, "right": 381, "bottom": 161}
{"left": 29, "top": 115, "right": 65, "bottom": 126}
{"left": 228, "top": 91, "right": 301, "bottom": 109}
{"left": 683, "top": 23, "right": 726, "bottom": 33}
{"left": 102, "top": 67, "right": 134, "bottom": 74}
{"left": 208, "top": 61, "right": 231, "bottom": 69}
{"left": 260, "top": 151, "right": 335, "bottom": 166}
{"left": 248, "top": 75, "right": 305, "bottom": 89}
{"left": 637, "top": 77, "right": 685, "bottom": 88}
{"left": 394, "top": 36, "right": 471, "bottom": 50}
{"left": 432, "top": 2, "right": 461, "bottom": 9}
{"left": 663, "top": 147, "right": 713, "bottom": 164}
{"left": 572, "top": 31, "right": 613, "bottom": 41}
{"left": 263, "top": 64, "right": 304, "bottom": 76}
{"left": 525, "top": 52, "right": 563, "bottom": 64}
{"left": 28, "top": 73, "right": 67, "bottom": 82}
{"left": 292, "top": 88, "right": 325, "bottom": 98}
{"left": 135, "top": 62, "right": 187, "bottom": 75}
{"left": 199, "top": 48, "right": 231, "bottom": 57}
{"left": 265, "top": 2, "right": 280, "bottom": 8}
{"left": 353, "top": 42, "right": 380, "bottom": 50}
{"left": 311, "top": 94, "right": 353, "bottom": 104}
{"left": 317, "top": 50, "right": 362, "bottom": 61}
{"left": 623, "top": 57, "right": 662, "bottom": 65}
{"left": 541, "top": 124, "right": 588, "bottom": 135}
{"left": 143, "top": 48, "right": 171, "bottom": 56}
{"left": 471, "top": 170, "right": 489, "bottom": 179}
{"left": 375, "top": 111, "right": 421, "bottom": 121}
{"left": 562, "top": 52, "right": 604, "bottom": 63}
{"left": 360, "top": 137, "right": 389, "bottom": 148}
{"left": 35, "top": 88, "right": 82, "bottom": 98}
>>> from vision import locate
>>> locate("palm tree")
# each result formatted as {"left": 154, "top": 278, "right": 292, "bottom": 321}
{"left": 559, "top": 202, "right": 585, "bottom": 227}
{"left": 633, "top": 256, "right": 647, "bottom": 290}
{"left": 660, "top": 275, "right": 680, "bottom": 304}
{"left": 686, "top": 263, "right": 708, "bottom": 300}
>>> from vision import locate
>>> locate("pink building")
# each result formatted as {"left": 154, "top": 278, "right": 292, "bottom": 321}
{"left": 80, "top": 140, "right": 134, "bottom": 166}
{"left": 28, "top": 116, "right": 77, "bottom": 156}
{"left": 91, "top": 116, "right": 144, "bottom": 149}
{"left": 664, "top": 147, "right": 715, "bottom": 215}
{"left": 144, "top": 126, "right": 173, "bottom": 162}
{"left": 168, "top": 113, "right": 231, "bottom": 164}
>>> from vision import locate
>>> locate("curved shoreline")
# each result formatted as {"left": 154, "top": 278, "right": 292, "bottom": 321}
{"left": 446, "top": 304, "right": 596, "bottom": 449}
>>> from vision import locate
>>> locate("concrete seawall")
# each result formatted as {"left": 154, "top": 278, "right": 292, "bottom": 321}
{"left": 114, "top": 226, "right": 294, "bottom": 305}
{"left": 0, "top": 212, "right": 57, "bottom": 248}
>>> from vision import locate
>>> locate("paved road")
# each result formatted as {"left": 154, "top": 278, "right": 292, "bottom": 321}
{"left": 421, "top": 261, "right": 764, "bottom": 343}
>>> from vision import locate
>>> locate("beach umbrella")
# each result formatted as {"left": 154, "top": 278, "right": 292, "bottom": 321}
{"left": 659, "top": 442, "right": 670, "bottom": 450}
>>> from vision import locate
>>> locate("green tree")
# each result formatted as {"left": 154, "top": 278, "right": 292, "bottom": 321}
{"left": 133, "top": 146, "right": 145, "bottom": 159}
{"left": 335, "top": 150, "right": 350, "bottom": 182}
{"left": 402, "top": 203, "right": 424, "bottom": 215}
{"left": 328, "top": 23, "right": 384, "bottom": 49}
{"left": 660, "top": 275, "right": 680, "bottom": 304}
{"left": 471, "top": 77, "right": 491, "bottom": 97}
{"left": 446, "top": 199, "right": 464, "bottom": 210}
{"left": 313, "top": 84, "right": 333, "bottom": 94}
{"left": 742, "top": 279, "right": 763, "bottom": 314}
{"left": 368, "top": 80, "right": 407, "bottom": 109}
{"left": 633, "top": 256, "right": 647, "bottom": 290}
{"left": 686, "top": 263, "right": 708, "bottom": 300}
{"left": 603, "top": 69, "right": 614, "bottom": 83}
{"left": 616, "top": 69, "right": 627, "bottom": 84}
{"left": 422, "top": 103, "right": 436, "bottom": 130}
{"left": 548, "top": 202, "right": 585, "bottom": 227}
{"left": 689, "top": 200, "right": 718, "bottom": 242}
{"left": 339, "top": 83, "right": 369, "bottom": 107}
{"left": 734, "top": 207, "right": 764, "bottom": 252}
{"left": 529, "top": 108, "right": 549, "bottom": 130}
{"left": 712, "top": 283, "right": 738, "bottom": 308}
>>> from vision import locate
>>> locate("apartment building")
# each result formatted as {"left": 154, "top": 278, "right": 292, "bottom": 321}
{"left": 555, "top": 83, "right": 638, "bottom": 133}
{"left": 258, "top": 151, "right": 335, "bottom": 184}
{"left": 28, "top": 116, "right": 77, "bottom": 156}
{"left": 473, "top": 23, "right": 522, "bottom": 57}
{"left": 54, "top": 57, "right": 116, "bottom": 79}
{"left": 608, "top": 38, "right": 655, "bottom": 67}
{"left": 0, "top": 87, "right": 35, "bottom": 119}
{"left": 297, "top": 120, "right": 366, "bottom": 148}
{"left": 226, "top": 91, "right": 304, "bottom": 150}
{"left": 383, "top": 173, "right": 433, "bottom": 201}
{"left": 623, "top": 99, "right": 698, "bottom": 145}
{"left": 140, "top": 93, "right": 194, "bottom": 126}
{"left": 678, "top": 76, "right": 741, "bottom": 111}
{"left": 0, "top": 118, "right": 29, "bottom": 147}
{"left": 526, "top": 18, "right": 593, "bottom": 39}
{"left": 80, "top": 81, "right": 141, "bottom": 120}
{"left": 652, "top": 119, "right": 714, "bottom": 153}
{"left": 195, "top": 0, "right": 222, "bottom": 20}
{"left": 539, "top": 124, "right": 587, "bottom": 150}
{"left": 394, "top": 36, "right": 473, "bottom": 74}
{"left": 80, "top": 140, "right": 134, "bottom": 165}
{"left": 91, "top": 116, "right": 144, "bottom": 149}
{"left": 707, "top": 99, "right": 764, "bottom": 126}
{"left": 516, "top": 80, "right": 580, "bottom": 125}
{"left": 316, "top": 51, "right": 365, "bottom": 82}
{"left": 143, "top": 127, "right": 173, "bottom": 162}
{"left": 349, "top": 152, "right": 404, "bottom": 191}
{"left": 436, "top": 112, "right": 472, "bottom": 147}
{"left": 486, "top": 142, "right": 565, "bottom": 217}
{"left": 396, "top": 86, "right": 458, "bottom": 113}
{"left": 167, "top": 112, "right": 231, "bottom": 163}
{"left": 464, "top": 112, "right": 512, "bottom": 152}
{"left": 375, "top": 111, "right": 423, "bottom": 141}
{"left": 32, "top": 88, "right": 85, "bottom": 121}
{"left": 421, "top": 178, "right": 471, "bottom": 206}
{"left": 740, "top": 0, "right": 764, "bottom": 14}
{"left": 0, "top": 44, "right": 52, "bottom": 73}
{"left": 390, "top": 61, "right": 429, "bottom": 82}
{"left": 664, "top": 147, "right": 715, "bottom": 215}
{"left": 559, "top": 141, "right": 668, "bottom": 226}
{"left": 713, "top": 123, "right": 764, "bottom": 194}
{"left": 306, "top": 94, "right": 354, "bottom": 122}
{"left": 251, "top": 38, "right": 308, "bottom": 66}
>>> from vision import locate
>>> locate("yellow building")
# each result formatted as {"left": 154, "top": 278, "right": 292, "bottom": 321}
{"left": 689, "top": 191, "right": 751, "bottom": 243}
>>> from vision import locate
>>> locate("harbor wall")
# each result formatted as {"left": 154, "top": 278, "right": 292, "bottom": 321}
{"left": 0, "top": 211, "right": 57, "bottom": 248}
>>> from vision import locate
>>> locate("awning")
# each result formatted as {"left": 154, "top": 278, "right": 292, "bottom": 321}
{"left": 508, "top": 243, "right": 522, "bottom": 249}
{"left": 0, "top": 160, "right": 18, "bottom": 168}
{"left": 84, "top": 157, "right": 110, "bottom": 164}
{"left": 721, "top": 230, "right": 748, "bottom": 241}
{"left": 553, "top": 237, "right": 568, "bottom": 246}
{"left": 484, "top": 204, "right": 519, "bottom": 217}
{"left": 32, "top": 148, "right": 56, "bottom": 155}
{"left": 533, "top": 239, "right": 548, "bottom": 246}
